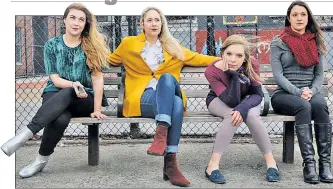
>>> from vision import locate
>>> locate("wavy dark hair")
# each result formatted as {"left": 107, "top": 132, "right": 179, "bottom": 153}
{"left": 285, "top": 0, "right": 327, "bottom": 54}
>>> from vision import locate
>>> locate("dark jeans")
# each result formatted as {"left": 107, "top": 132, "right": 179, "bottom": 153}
{"left": 271, "top": 91, "right": 330, "bottom": 125}
{"left": 27, "top": 88, "right": 94, "bottom": 156}
{"left": 140, "top": 74, "right": 183, "bottom": 153}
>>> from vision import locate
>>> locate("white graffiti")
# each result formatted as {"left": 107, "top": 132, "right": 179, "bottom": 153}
{"left": 257, "top": 42, "right": 270, "bottom": 54}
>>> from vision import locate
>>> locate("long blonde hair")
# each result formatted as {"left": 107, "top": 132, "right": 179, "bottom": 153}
{"left": 63, "top": 3, "right": 110, "bottom": 74}
{"left": 221, "top": 35, "right": 263, "bottom": 83}
{"left": 140, "top": 7, "right": 184, "bottom": 61}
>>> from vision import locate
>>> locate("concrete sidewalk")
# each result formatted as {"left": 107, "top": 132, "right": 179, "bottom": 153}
{"left": 15, "top": 138, "right": 333, "bottom": 188}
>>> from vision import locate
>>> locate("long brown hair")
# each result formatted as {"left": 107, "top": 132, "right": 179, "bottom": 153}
{"left": 63, "top": 3, "right": 110, "bottom": 74}
{"left": 285, "top": 0, "right": 327, "bottom": 55}
{"left": 221, "top": 35, "right": 263, "bottom": 83}
{"left": 140, "top": 7, "right": 184, "bottom": 61}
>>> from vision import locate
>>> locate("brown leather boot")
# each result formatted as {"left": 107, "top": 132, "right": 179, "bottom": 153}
{"left": 163, "top": 153, "right": 190, "bottom": 187}
{"left": 147, "top": 125, "right": 168, "bottom": 156}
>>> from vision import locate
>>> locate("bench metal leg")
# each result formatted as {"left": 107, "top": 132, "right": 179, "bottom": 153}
{"left": 283, "top": 121, "right": 295, "bottom": 164}
{"left": 88, "top": 123, "right": 99, "bottom": 166}
{"left": 130, "top": 123, "right": 141, "bottom": 138}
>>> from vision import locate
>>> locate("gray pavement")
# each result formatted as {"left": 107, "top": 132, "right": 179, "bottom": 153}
{"left": 15, "top": 138, "right": 333, "bottom": 188}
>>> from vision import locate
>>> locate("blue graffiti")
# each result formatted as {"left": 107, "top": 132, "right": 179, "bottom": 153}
{"left": 201, "top": 37, "right": 223, "bottom": 55}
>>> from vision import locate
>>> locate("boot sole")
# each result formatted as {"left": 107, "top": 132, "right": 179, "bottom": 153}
{"left": 1, "top": 146, "right": 11, "bottom": 157}
{"left": 267, "top": 179, "right": 280, "bottom": 182}
{"left": 19, "top": 169, "right": 43, "bottom": 179}
{"left": 147, "top": 151, "right": 165, "bottom": 156}
{"left": 304, "top": 179, "right": 320, "bottom": 184}
{"left": 320, "top": 178, "right": 333, "bottom": 183}
{"left": 163, "top": 172, "right": 190, "bottom": 187}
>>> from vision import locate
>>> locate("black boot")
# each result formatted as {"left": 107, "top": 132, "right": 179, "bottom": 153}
{"left": 314, "top": 123, "right": 333, "bottom": 183}
{"left": 295, "top": 124, "right": 319, "bottom": 184}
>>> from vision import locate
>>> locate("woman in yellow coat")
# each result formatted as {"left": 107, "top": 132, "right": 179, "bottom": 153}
{"left": 107, "top": 7, "right": 219, "bottom": 187}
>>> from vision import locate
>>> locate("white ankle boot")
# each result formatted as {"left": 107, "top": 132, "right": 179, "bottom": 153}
{"left": 1, "top": 127, "right": 34, "bottom": 156}
{"left": 19, "top": 154, "right": 49, "bottom": 178}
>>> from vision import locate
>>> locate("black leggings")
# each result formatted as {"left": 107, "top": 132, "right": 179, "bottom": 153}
{"left": 27, "top": 88, "right": 94, "bottom": 156}
{"left": 271, "top": 91, "right": 330, "bottom": 125}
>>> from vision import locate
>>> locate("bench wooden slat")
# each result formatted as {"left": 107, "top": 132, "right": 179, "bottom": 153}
{"left": 103, "top": 67, "right": 122, "bottom": 73}
{"left": 263, "top": 77, "right": 328, "bottom": 85}
{"left": 180, "top": 77, "right": 329, "bottom": 85}
{"left": 180, "top": 77, "right": 208, "bottom": 85}
{"left": 104, "top": 90, "right": 119, "bottom": 98}
{"left": 181, "top": 67, "right": 206, "bottom": 73}
{"left": 102, "top": 64, "right": 328, "bottom": 74}
{"left": 101, "top": 65, "right": 281, "bottom": 74}
{"left": 180, "top": 87, "right": 330, "bottom": 98}
{"left": 104, "top": 86, "right": 329, "bottom": 98}
{"left": 71, "top": 113, "right": 333, "bottom": 124}
{"left": 104, "top": 77, "right": 122, "bottom": 85}
{"left": 266, "top": 86, "right": 329, "bottom": 97}
{"left": 180, "top": 65, "right": 275, "bottom": 73}
{"left": 103, "top": 89, "right": 210, "bottom": 98}
{"left": 179, "top": 64, "right": 328, "bottom": 73}
{"left": 184, "top": 89, "right": 209, "bottom": 98}
{"left": 178, "top": 77, "right": 329, "bottom": 85}
{"left": 104, "top": 76, "right": 329, "bottom": 86}
{"left": 103, "top": 77, "right": 209, "bottom": 85}
{"left": 260, "top": 64, "right": 328, "bottom": 73}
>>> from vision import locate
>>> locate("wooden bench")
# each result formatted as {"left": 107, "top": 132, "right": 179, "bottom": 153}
{"left": 70, "top": 64, "right": 332, "bottom": 166}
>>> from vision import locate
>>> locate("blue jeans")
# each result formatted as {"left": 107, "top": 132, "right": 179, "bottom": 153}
{"left": 140, "top": 74, "right": 184, "bottom": 153}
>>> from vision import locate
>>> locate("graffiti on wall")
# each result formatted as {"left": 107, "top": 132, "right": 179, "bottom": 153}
{"left": 256, "top": 41, "right": 270, "bottom": 54}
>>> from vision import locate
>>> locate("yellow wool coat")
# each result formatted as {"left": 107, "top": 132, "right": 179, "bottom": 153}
{"left": 107, "top": 33, "right": 219, "bottom": 117}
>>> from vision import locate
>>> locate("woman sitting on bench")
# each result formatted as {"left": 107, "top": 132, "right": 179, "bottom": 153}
{"left": 1, "top": 2, "right": 109, "bottom": 178}
{"left": 107, "top": 6, "right": 219, "bottom": 187}
{"left": 270, "top": 0, "right": 332, "bottom": 184}
{"left": 204, "top": 35, "right": 280, "bottom": 184}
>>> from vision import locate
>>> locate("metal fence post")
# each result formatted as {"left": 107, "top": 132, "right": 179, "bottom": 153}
{"left": 126, "top": 16, "right": 142, "bottom": 138}
{"left": 32, "top": 16, "right": 48, "bottom": 76}
{"left": 207, "top": 16, "right": 216, "bottom": 56}
{"left": 127, "top": 16, "right": 137, "bottom": 36}
{"left": 114, "top": 16, "right": 122, "bottom": 48}
{"left": 23, "top": 16, "right": 28, "bottom": 77}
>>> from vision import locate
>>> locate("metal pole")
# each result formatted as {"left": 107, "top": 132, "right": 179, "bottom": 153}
{"left": 132, "top": 16, "right": 137, "bottom": 36}
{"left": 24, "top": 16, "right": 28, "bottom": 76}
{"left": 207, "top": 16, "right": 216, "bottom": 56}
{"left": 127, "top": 16, "right": 138, "bottom": 36}
{"left": 189, "top": 16, "right": 192, "bottom": 50}
{"left": 114, "top": 16, "right": 122, "bottom": 48}
{"left": 126, "top": 15, "right": 140, "bottom": 137}
{"left": 54, "top": 16, "right": 57, "bottom": 37}
{"left": 108, "top": 16, "right": 113, "bottom": 52}
{"left": 127, "top": 16, "right": 133, "bottom": 36}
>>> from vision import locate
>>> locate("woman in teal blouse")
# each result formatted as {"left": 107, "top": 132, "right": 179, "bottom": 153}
{"left": 1, "top": 2, "right": 110, "bottom": 178}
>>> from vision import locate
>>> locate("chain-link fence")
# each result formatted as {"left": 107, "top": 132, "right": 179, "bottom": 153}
{"left": 15, "top": 15, "right": 333, "bottom": 138}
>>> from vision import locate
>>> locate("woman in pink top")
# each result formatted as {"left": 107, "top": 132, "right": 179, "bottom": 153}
{"left": 204, "top": 35, "right": 280, "bottom": 183}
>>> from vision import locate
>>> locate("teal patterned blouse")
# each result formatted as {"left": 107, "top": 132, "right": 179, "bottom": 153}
{"left": 43, "top": 35, "right": 93, "bottom": 95}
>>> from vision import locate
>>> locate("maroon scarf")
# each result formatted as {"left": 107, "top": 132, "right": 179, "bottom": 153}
{"left": 280, "top": 27, "right": 319, "bottom": 67}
